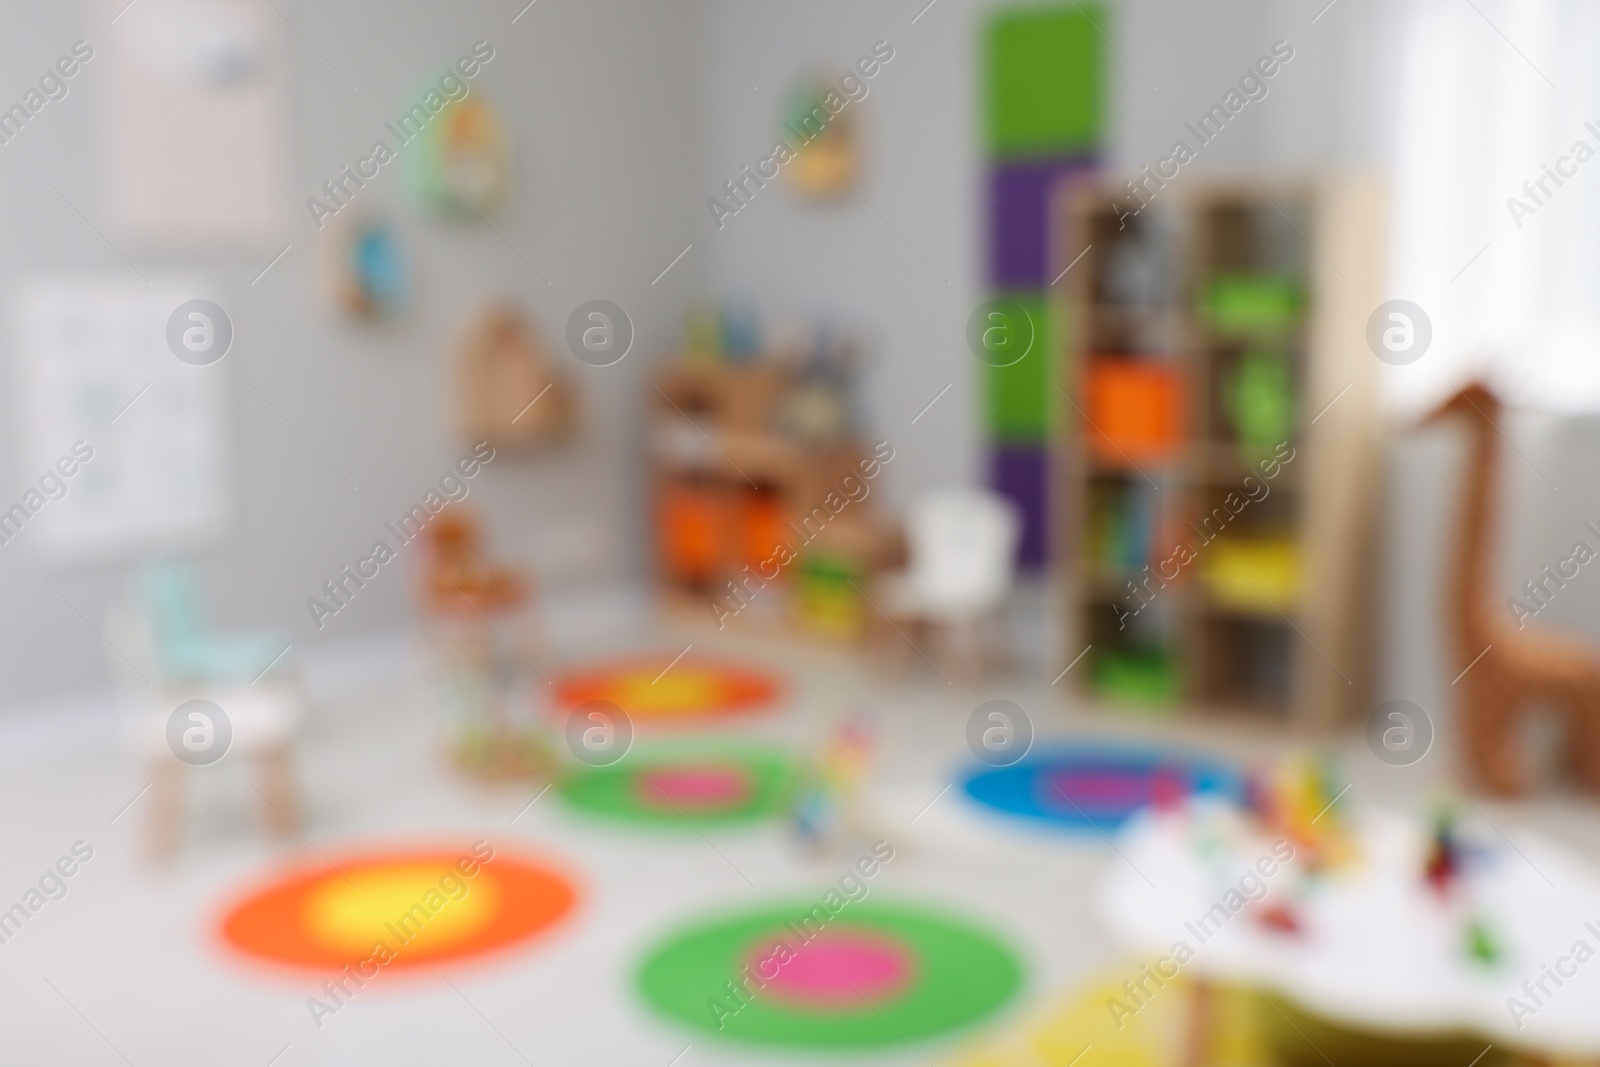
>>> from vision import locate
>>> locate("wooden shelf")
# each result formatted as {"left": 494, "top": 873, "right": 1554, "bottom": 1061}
{"left": 1053, "top": 174, "right": 1383, "bottom": 728}
{"left": 647, "top": 357, "right": 896, "bottom": 643}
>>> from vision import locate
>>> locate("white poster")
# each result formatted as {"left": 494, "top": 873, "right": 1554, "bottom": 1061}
{"left": 12, "top": 277, "right": 231, "bottom": 562}
{"left": 104, "top": 0, "right": 294, "bottom": 250}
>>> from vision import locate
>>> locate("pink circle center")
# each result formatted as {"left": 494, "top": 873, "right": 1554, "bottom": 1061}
{"left": 639, "top": 766, "right": 752, "bottom": 809}
{"left": 747, "top": 929, "right": 914, "bottom": 1008}
{"left": 1044, "top": 770, "right": 1147, "bottom": 807}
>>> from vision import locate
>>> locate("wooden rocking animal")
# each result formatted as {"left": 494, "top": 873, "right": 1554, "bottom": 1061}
{"left": 1426, "top": 382, "right": 1600, "bottom": 796}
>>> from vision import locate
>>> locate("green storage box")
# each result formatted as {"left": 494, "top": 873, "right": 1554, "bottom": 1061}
{"left": 1201, "top": 275, "right": 1304, "bottom": 336}
{"left": 1091, "top": 647, "right": 1179, "bottom": 708}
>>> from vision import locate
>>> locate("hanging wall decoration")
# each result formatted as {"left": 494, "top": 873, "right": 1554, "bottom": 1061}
{"left": 456, "top": 304, "right": 575, "bottom": 450}
{"left": 411, "top": 94, "right": 511, "bottom": 216}
{"left": 329, "top": 216, "right": 408, "bottom": 321}
{"left": 785, "top": 75, "right": 857, "bottom": 199}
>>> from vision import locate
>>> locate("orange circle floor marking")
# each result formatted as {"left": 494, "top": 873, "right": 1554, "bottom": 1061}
{"left": 219, "top": 846, "right": 577, "bottom": 974}
{"left": 554, "top": 656, "right": 781, "bottom": 723}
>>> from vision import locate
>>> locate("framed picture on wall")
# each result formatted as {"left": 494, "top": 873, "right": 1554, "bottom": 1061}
{"left": 10, "top": 277, "right": 232, "bottom": 563}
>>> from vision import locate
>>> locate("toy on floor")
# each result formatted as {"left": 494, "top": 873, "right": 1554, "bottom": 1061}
{"left": 421, "top": 513, "right": 554, "bottom": 781}
{"left": 103, "top": 562, "right": 305, "bottom": 861}
{"left": 792, "top": 711, "right": 874, "bottom": 852}
{"left": 1424, "top": 382, "right": 1600, "bottom": 796}
{"left": 424, "top": 512, "right": 528, "bottom": 617}
{"left": 638, "top": 900, "right": 1020, "bottom": 1048}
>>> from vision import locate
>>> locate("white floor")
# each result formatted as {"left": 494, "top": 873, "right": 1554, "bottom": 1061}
{"left": 2, "top": 588, "right": 1598, "bottom": 1067}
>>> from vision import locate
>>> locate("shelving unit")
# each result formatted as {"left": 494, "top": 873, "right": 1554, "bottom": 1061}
{"left": 648, "top": 359, "right": 894, "bottom": 641}
{"left": 1053, "top": 175, "right": 1384, "bottom": 727}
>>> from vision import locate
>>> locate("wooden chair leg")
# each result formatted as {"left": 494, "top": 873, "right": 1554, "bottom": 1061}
{"left": 511, "top": 605, "right": 555, "bottom": 679}
{"left": 984, "top": 609, "right": 1012, "bottom": 673}
{"left": 939, "top": 619, "right": 981, "bottom": 684}
{"left": 966, "top": 617, "right": 988, "bottom": 681}
{"left": 146, "top": 758, "right": 183, "bottom": 862}
{"left": 876, "top": 610, "right": 914, "bottom": 675}
{"left": 255, "top": 746, "right": 299, "bottom": 838}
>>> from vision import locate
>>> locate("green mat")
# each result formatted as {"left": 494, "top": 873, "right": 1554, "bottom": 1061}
{"left": 558, "top": 747, "right": 800, "bottom": 827}
{"left": 638, "top": 901, "right": 1023, "bottom": 1047}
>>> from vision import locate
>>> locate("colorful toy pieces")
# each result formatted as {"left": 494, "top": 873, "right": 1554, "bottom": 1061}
{"left": 1242, "top": 752, "right": 1354, "bottom": 874}
{"left": 1425, "top": 382, "right": 1600, "bottom": 796}
{"left": 1420, "top": 799, "right": 1503, "bottom": 966}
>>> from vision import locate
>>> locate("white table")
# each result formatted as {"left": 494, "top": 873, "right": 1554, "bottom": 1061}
{"left": 1098, "top": 799, "right": 1600, "bottom": 1061}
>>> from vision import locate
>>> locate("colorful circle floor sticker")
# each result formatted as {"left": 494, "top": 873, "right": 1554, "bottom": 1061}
{"left": 639, "top": 902, "right": 1022, "bottom": 1048}
{"left": 554, "top": 655, "right": 780, "bottom": 724}
{"left": 219, "top": 844, "right": 576, "bottom": 974}
{"left": 964, "top": 746, "right": 1241, "bottom": 833}
{"left": 560, "top": 748, "right": 800, "bottom": 828}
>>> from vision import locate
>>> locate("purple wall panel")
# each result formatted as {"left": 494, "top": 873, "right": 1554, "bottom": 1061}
{"left": 990, "top": 444, "right": 1049, "bottom": 569}
{"left": 988, "top": 157, "right": 1098, "bottom": 289}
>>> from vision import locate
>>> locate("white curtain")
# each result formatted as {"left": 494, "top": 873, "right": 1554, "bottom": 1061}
{"left": 1387, "top": 0, "right": 1600, "bottom": 413}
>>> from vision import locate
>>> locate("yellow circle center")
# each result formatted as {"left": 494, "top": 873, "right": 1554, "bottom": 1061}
{"left": 618, "top": 670, "right": 717, "bottom": 713}
{"left": 305, "top": 863, "right": 499, "bottom": 957}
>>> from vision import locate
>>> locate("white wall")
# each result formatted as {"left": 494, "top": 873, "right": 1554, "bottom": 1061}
{"left": 0, "top": 0, "right": 709, "bottom": 703}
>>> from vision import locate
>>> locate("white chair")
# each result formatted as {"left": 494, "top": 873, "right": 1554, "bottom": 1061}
{"left": 875, "top": 488, "right": 1021, "bottom": 679}
{"left": 103, "top": 599, "right": 306, "bottom": 859}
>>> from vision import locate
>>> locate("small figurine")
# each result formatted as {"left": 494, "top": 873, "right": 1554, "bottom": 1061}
{"left": 1465, "top": 914, "right": 1502, "bottom": 966}
{"left": 1239, "top": 752, "right": 1358, "bottom": 879}
{"left": 792, "top": 711, "right": 874, "bottom": 851}
{"left": 1256, "top": 902, "right": 1303, "bottom": 937}
{"left": 1423, "top": 803, "right": 1463, "bottom": 898}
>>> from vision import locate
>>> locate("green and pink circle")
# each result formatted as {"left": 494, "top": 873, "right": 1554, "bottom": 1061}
{"left": 558, "top": 748, "right": 799, "bottom": 827}
{"left": 638, "top": 902, "right": 1022, "bottom": 1047}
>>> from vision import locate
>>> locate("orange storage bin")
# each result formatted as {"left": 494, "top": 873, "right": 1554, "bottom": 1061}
{"left": 741, "top": 486, "right": 789, "bottom": 574}
{"left": 657, "top": 479, "right": 729, "bottom": 586}
{"left": 1084, "top": 359, "right": 1185, "bottom": 467}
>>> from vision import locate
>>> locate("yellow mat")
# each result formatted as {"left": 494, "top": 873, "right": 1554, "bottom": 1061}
{"left": 945, "top": 964, "right": 1270, "bottom": 1067}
